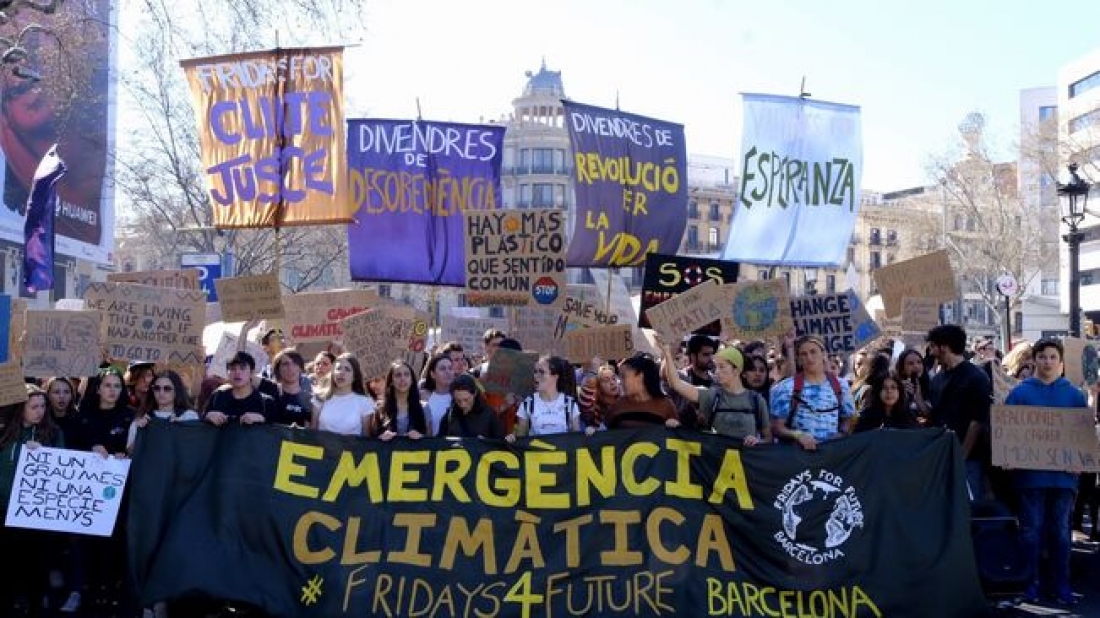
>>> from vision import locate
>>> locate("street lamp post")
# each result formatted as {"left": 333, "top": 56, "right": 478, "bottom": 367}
{"left": 1058, "top": 163, "right": 1090, "bottom": 338}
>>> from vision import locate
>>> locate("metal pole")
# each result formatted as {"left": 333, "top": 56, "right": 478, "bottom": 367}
{"left": 1002, "top": 294, "right": 1010, "bottom": 353}
{"left": 1068, "top": 227, "right": 1082, "bottom": 337}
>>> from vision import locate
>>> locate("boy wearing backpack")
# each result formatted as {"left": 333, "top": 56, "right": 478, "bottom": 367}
{"left": 769, "top": 335, "right": 855, "bottom": 450}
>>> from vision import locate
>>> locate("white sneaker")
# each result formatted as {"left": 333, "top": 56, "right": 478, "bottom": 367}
{"left": 59, "top": 591, "right": 81, "bottom": 613}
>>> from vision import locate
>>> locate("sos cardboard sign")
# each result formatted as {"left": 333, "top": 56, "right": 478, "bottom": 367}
{"left": 639, "top": 253, "right": 739, "bottom": 334}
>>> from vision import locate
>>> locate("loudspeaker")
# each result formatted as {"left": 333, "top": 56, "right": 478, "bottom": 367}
{"left": 971, "top": 500, "right": 1032, "bottom": 597}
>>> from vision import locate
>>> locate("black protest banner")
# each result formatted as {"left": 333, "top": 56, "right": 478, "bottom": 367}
{"left": 639, "top": 253, "right": 739, "bottom": 335}
{"left": 129, "top": 424, "right": 988, "bottom": 617}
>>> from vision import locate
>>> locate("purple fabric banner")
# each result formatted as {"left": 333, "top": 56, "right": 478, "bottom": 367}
{"left": 346, "top": 119, "right": 505, "bottom": 286}
{"left": 23, "top": 145, "right": 66, "bottom": 293}
{"left": 563, "top": 101, "right": 687, "bottom": 267}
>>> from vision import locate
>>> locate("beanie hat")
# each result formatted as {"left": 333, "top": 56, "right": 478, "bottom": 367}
{"left": 715, "top": 346, "right": 743, "bottom": 371}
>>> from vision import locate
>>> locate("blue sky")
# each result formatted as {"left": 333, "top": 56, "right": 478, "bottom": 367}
{"left": 345, "top": 0, "right": 1100, "bottom": 191}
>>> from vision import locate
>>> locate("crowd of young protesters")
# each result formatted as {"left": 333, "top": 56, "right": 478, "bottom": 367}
{"left": 0, "top": 319, "right": 1096, "bottom": 615}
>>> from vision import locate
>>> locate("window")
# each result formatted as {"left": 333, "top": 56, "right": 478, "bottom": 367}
{"left": 826, "top": 275, "right": 836, "bottom": 294}
{"left": 953, "top": 214, "right": 964, "bottom": 231}
{"left": 709, "top": 202, "right": 721, "bottom": 221}
{"left": 489, "top": 306, "right": 505, "bottom": 318}
{"left": 886, "top": 229, "right": 897, "bottom": 245}
{"left": 519, "top": 149, "right": 530, "bottom": 171}
{"left": 1069, "top": 109, "right": 1100, "bottom": 134}
{"left": 688, "top": 200, "right": 699, "bottom": 219}
{"left": 869, "top": 228, "right": 881, "bottom": 245}
{"left": 1041, "top": 279, "right": 1058, "bottom": 296}
{"left": 519, "top": 184, "right": 532, "bottom": 207}
{"left": 555, "top": 149, "right": 566, "bottom": 172}
{"left": 758, "top": 269, "right": 770, "bottom": 280}
{"left": 966, "top": 217, "right": 975, "bottom": 232}
{"left": 870, "top": 251, "right": 882, "bottom": 270}
{"left": 846, "top": 246, "right": 856, "bottom": 265}
{"left": 1038, "top": 105, "right": 1056, "bottom": 122}
{"left": 708, "top": 227, "right": 719, "bottom": 250}
{"left": 1013, "top": 311, "right": 1023, "bottom": 335}
{"left": 687, "top": 225, "right": 699, "bottom": 250}
{"left": 532, "top": 183, "right": 555, "bottom": 207}
{"left": 379, "top": 284, "right": 391, "bottom": 298}
{"left": 532, "top": 148, "right": 555, "bottom": 174}
{"left": 1070, "top": 71, "right": 1100, "bottom": 98}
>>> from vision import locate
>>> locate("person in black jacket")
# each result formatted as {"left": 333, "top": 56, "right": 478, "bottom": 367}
{"left": 439, "top": 374, "right": 503, "bottom": 439}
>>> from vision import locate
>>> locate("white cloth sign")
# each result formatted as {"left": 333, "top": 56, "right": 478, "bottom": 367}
{"left": 5, "top": 446, "right": 131, "bottom": 537}
{"left": 722, "top": 93, "right": 863, "bottom": 266}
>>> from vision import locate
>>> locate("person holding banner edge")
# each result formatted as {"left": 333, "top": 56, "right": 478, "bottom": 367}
{"left": 769, "top": 335, "right": 855, "bottom": 450}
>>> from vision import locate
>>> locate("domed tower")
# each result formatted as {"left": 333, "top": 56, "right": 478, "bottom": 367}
{"left": 501, "top": 60, "right": 574, "bottom": 214}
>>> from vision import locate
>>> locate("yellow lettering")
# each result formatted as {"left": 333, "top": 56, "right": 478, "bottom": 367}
{"left": 697, "top": 513, "right": 737, "bottom": 572}
{"left": 646, "top": 507, "right": 690, "bottom": 565}
{"left": 575, "top": 446, "right": 616, "bottom": 507}
{"left": 708, "top": 449, "right": 754, "bottom": 509}
{"left": 524, "top": 450, "right": 570, "bottom": 509}
{"left": 386, "top": 513, "right": 436, "bottom": 567}
{"left": 322, "top": 451, "right": 382, "bottom": 503}
{"left": 273, "top": 441, "right": 323, "bottom": 498}
{"left": 476, "top": 451, "right": 521, "bottom": 507}
{"left": 599, "top": 510, "right": 643, "bottom": 566}
{"left": 551, "top": 513, "right": 593, "bottom": 568}
{"left": 388, "top": 451, "right": 430, "bottom": 502}
{"left": 621, "top": 442, "right": 660, "bottom": 496}
{"left": 293, "top": 511, "right": 338, "bottom": 564}
{"left": 439, "top": 517, "right": 497, "bottom": 575}
{"left": 504, "top": 511, "right": 545, "bottom": 574}
{"left": 665, "top": 439, "right": 704, "bottom": 499}
{"left": 341, "top": 516, "right": 380, "bottom": 564}
{"left": 431, "top": 448, "right": 472, "bottom": 502}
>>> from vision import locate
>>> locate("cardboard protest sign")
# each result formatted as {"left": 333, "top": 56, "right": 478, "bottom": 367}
{"left": 5, "top": 446, "right": 131, "bottom": 536}
{"left": 566, "top": 324, "right": 635, "bottom": 364}
{"left": 510, "top": 306, "right": 565, "bottom": 356}
{"left": 22, "top": 310, "right": 103, "bottom": 377}
{"left": 215, "top": 273, "right": 284, "bottom": 322}
{"left": 378, "top": 304, "right": 430, "bottom": 355}
{"left": 874, "top": 309, "right": 902, "bottom": 338}
{"left": 901, "top": 297, "right": 940, "bottom": 334}
{"left": 441, "top": 314, "right": 509, "bottom": 354}
{"left": 108, "top": 269, "right": 199, "bottom": 290}
{"left": 790, "top": 290, "right": 879, "bottom": 354}
{"left": 992, "top": 405, "right": 1100, "bottom": 472}
{"left": 644, "top": 279, "right": 728, "bottom": 344}
{"left": 721, "top": 279, "right": 795, "bottom": 341}
{"left": 282, "top": 288, "right": 378, "bottom": 343}
{"left": 340, "top": 309, "right": 394, "bottom": 379}
{"left": 639, "top": 253, "right": 739, "bottom": 335}
{"left": 465, "top": 209, "right": 567, "bottom": 308}
{"left": 0, "top": 362, "right": 27, "bottom": 407}
{"left": 399, "top": 350, "right": 428, "bottom": 379}
{"left": 872, "top": 250, "right": 957, "bottom": 317}
{"left": 84, "top": 282, "right": 206, "bottom": 364}
{"left": 210, "top": 332, "right": 270, "bottom": 380}
{"left": 1062, "top": 337, "right": 1099, "bottom": 386}
{"left": 481, "top": 347, "right": 538, "bottom": 398}
{"left": 554, "top": 293, "right": 622, "bottom": 342}
{"left": 8, "top": 298, "right": 26, "bottom": 362}
{"left": 589, "top": 268, "right": 654, "bottom": 354}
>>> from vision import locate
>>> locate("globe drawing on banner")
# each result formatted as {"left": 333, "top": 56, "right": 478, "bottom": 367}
{"left": 732, "top": 286, "right": 779, "bottom": 331}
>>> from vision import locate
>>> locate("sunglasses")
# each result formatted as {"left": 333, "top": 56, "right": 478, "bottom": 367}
{"left": 152, "top": 385, "right": 174, "bottom": 392}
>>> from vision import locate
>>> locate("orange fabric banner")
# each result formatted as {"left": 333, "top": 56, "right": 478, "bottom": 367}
{"left": 180, "top": 47, "right": 350, "bottom": 228}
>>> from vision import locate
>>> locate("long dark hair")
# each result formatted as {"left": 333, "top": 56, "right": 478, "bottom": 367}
{"left": 421, "top": 353, "right": 452, "bottom": 393}
{"left": 142, "top": 370, "right": 193, "bottom": 417}
{"left": 895, "top": 349, "right": 930, "bottom": 399}
{"left": 44, "top": 377, "right": 78, "bottom": 418}
{"left": 378, "top": 361, "right": 428, "bottom": 435}
{"left": 0, "top": 386, "right": 61, "bottom": 449}
{"left": 741, "top": 354, "right": 773, "bottom": 398}
{"left": 541, "top": 355, "right": 577, "bottom": 398}
{"left": 78, "top": 367, "right": 131, "bottom": 414}
{"left": 618, "top": 354, "right": 665, "bottom": 399}
{"left": 321, "top": 353, "right": 368, "bottom": 401}
{"left": 446, "top": 374, "right": 489, "bottom": 417}
{"left": 856, "top": 371, "right": 918, "bottom": 431}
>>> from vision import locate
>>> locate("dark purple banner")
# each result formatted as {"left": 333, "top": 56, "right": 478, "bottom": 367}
{"left": 563, "top": 101, "right": 687, "bottom": 267}
{"left": 346, "top": 119, "right": 505, "bottom": 286}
